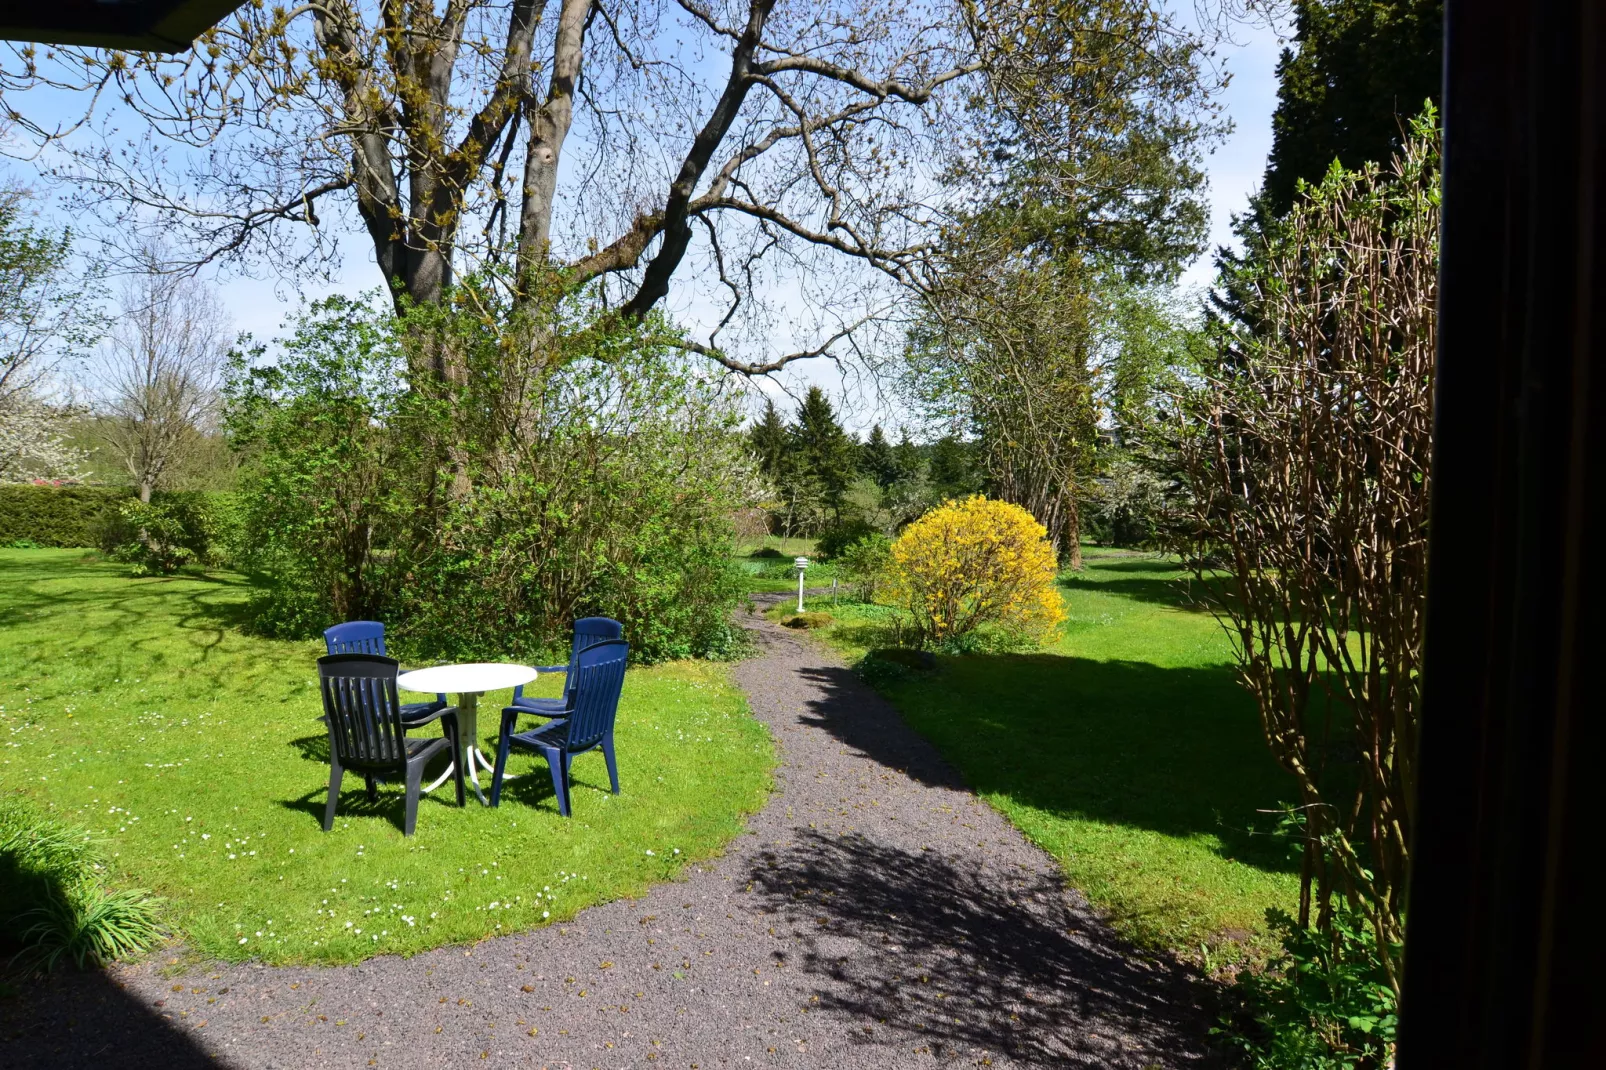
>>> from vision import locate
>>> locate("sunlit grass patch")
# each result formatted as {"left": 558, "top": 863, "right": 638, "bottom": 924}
{"left": 0, "top": 549, "right": 774, "bottom": 965}
{"left": 806, "top": 548, "right": 1300, "bottom": 963}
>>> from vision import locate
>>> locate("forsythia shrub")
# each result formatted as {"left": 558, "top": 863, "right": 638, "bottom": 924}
{"left": 888, "top": 496, "right": 1066, "bottom": 648}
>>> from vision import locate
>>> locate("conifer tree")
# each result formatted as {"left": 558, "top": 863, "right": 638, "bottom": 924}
{"left": 929, "top": 436, "right": 981, "bottom": 499}
{"left": 1262, "top": 0, "right": 1442, "bottom": 216}
{"left": 893, "top": 430, "right": 926, "bottom": 486}
{"left": 860, "top": 424, "right": 898, "bottom": 489}
{"left": 789, "top": 387, "right": 858, "bottom": 519}
{"left": 747, "top": 399, "right": 789, "bottom": 485}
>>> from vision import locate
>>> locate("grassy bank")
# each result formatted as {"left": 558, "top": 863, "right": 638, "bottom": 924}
{"left": 0, "top": 549, "right": 774, "bottom": 966}
{"left": 801, "top": 550, "right": 1300, "bottom": 963}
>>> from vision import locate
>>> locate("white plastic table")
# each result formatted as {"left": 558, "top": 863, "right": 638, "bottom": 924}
{"left": 398, "top": 663, "right": 537, "bottom": 805}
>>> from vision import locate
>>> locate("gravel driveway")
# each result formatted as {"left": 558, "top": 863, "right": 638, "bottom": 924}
{"left": 1, "top": 594, "right": 1217, "bottom": 1069}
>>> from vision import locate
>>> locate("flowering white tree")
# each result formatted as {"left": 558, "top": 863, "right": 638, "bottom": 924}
{"left": 0, "top": 391, "right": 87, "bottom": 483}
{"left": 1, "top": 185, "right": 101, "bottom": 483}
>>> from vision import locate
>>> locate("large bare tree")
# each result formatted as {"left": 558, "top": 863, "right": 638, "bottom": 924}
{"left": 2, "top": 0, "right": 995, "bottom": 377}
{"left": 95, "top": 258, "right": 230, "bottom": 501}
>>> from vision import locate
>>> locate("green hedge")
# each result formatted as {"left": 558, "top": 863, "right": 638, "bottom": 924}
{"left": 0, "top": 485, "right": 133, "bottom": 548}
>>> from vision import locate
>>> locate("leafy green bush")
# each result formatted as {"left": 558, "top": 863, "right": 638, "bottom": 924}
{"left": 838, "top": 532, "right": 893, "bottom": 602}
{"left": 225, "top": 300, "right": 419, "bottom": 634}
{"left": 108, "top": 498, "right": 194, "bottom": 574}
{"left": 1085, "top": 453, "right": 1173, "bottom": 548}
{"left": 103, "top": 492, "right": 243, "bottom": 575}
{"left": 815, "top": 518, "right": 878, "bottom": 560}
{"left": 227, "top": 287, "right": 762, "bottom": 663}
{"left": 0, "top": 484, "right": 131, "bottom": 547}
{"left": 1220, "top": 906, "right": 1398, "bottom": 1069}
{"left": 0, "top": 798, "right": 162, "bottom": 973}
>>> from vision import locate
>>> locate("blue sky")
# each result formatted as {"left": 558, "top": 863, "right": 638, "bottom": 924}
{"left": 7, "top": 5, "right": 1288, "bottom": 429}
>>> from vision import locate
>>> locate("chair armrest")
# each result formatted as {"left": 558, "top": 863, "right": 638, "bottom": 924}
{"left": 513, "top": 667, "right": 565, "bottom": 701}
{"left": 402, "top": 705, "right": 458, "bottom": 731}
{"left": 501, "top": 702, "right": 571, "bottom": 722}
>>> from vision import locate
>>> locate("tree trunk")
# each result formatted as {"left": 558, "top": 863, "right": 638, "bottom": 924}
{"left": 1063, "top": 495, "right": 1082, "bottom": 570}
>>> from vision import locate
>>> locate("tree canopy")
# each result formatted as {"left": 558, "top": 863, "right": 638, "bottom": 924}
{"left": 1262, "top": 0, "right": 1442, "bottom": 215}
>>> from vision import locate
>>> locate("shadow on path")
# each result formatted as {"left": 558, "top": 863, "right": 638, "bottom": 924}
{"left": 0, "top": 968, "right": 218, "bottom": 1070}
{"left": 749, "top": 828, "right": 1217, "bottom": 1067}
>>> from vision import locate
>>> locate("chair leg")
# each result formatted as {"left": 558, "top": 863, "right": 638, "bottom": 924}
{"left": 448, "top": 721, "right": 467, "bottom": 808}
{"left": 491, "top": 717, "right": 513, "bottom": 808}
{"left": 323, "top": 760, "right": 344, "bottom": 831}
{"left": 545, "top": 747, "right": 571, "bottom": 817}
{"left": 602, "top": 732, "right": 620, "bottom": 795}
{"left": 365, "top": 774, "right": 378, "bottom": 802}
{"left": 403, "top": 761, "right": 423, "bottom": 836}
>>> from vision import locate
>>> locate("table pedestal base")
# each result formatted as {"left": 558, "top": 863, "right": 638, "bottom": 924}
{"left": 420, "top": 691, "right": 513, "bottom": 806}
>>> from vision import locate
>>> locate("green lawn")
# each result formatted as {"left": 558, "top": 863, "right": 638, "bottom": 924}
{"left": 0, "top": 550, "right": 774, "bottom": 965}
{"left": 804, "top": 549, "right": 1300, "bottom": 963}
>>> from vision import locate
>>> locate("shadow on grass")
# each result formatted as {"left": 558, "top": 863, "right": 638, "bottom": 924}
{"left": 281, "top": 732, "right": 472, "bottom": 831}
{"left": 747, "top": 828, "right": 1218, "bottom": 1066}
{"left": 798, "top": 653, "right": 1299, "bottom": 877}
{"left": 1059, "top": 563, "right": 1226, "bottom": 613}
{"left": 0, "top": 968, "right": 218, "bottom": 1069}
{"left": 0, "top": 557, "right": 264, "bottom": 679}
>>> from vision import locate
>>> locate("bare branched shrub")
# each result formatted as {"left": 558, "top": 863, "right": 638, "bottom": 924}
{"left": 1180, "top": 113, "right": 1439, "bottom": 994}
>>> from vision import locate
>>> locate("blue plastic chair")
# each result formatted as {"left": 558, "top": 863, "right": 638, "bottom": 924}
{"left": 316, "top": 653, "right": 464, "bottom": 835}
{"left": 491, "top": 639, "right": 629, "bottom": 816}
{"left": 507, "top": 617, "right": 623, "bottom": 718}
{"left": 323, "top": 621, "right": 448, "bottom": 723}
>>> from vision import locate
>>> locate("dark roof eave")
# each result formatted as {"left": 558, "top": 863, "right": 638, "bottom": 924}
{"left": 0, "top": 0, "right": 246, "bottom": 54}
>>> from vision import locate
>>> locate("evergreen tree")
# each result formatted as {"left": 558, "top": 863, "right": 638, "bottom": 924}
{"left": 747, "top": 399, "right": 789, "bottom": 484}
{"left": 892, "top": 429, "right": 925, "bottom": 486}
{"left": 929, "top": 436, "right": 982, "bottom": 499}
{"left": 1261, "top": 0, "right": 1442, "bottom": 216}
{"left": 789, "top": 387, "right": 857, "bottom": 519}
{"left": 860, "top": 424, "right": 898, "bottom": 489}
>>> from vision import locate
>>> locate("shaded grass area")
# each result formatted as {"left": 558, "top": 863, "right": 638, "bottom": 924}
{"left": 806, "top": 550, "right": 1299, "bottom": 960}
{"left": 734, "top": 538, "right": 846, "bottom": 594}
{"left": 0, "top": 549, "right": 774, "bottom": 966}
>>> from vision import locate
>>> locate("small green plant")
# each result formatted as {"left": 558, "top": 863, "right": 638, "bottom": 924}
{"left": 1218, "top": 906, "right": 1399, "bottom": 1069}
{"left": 2, "top": 538, "right": 41, "bottom": 549}
{"left": 0, "top": 799, "right": 162, "bottom": 974}
{"left": 781, "top": 611, "right": 833, "bottom": 629}
{"left": 14, "top": 886, "right": 163, "bottom": 974}
{"left": 108, "top": 499, "right": 195, "bottom": 575}
{"left": 838, "top": 532, "right": 893, "bottom": 602}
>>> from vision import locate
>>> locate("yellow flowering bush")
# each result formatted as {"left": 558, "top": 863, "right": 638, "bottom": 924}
{"left": 888, "top": 496, "right": 1066, "bottom": 648}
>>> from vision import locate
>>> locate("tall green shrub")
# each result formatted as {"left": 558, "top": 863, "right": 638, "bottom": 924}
{"left": 100, "top": 491, "right": 243, "bottom": 573}
{"left": 0, "top": 484, "right": 130, "bottom": 547}
{"left": 225, "top": 298, "right": 424, "bottom": 634}
{"left": 226, "top": 286, "right": 761, "bottom": 662}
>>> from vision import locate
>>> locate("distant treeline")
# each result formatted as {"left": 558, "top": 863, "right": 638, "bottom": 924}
{"left": 747, "top": 387, "right": 983, "bottom": 541}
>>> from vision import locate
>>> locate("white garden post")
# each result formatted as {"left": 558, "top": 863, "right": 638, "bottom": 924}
{"left": 794, "top": 556, "right": 809, "bottom": 613}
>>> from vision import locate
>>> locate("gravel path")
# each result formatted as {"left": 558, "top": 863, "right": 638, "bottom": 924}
{"left": 2, "top": 595, "right": 1217, "bottom": 1069}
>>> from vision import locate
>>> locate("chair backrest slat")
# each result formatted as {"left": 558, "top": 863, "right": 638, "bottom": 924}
{"left": 324, "top": 621, "right": 388, "bottom": 656}
{"left": 564, "top": 639, "right": 629, "bottom": 751}
{"left": 561, "top": 617, "right": 623, "bottom": 701}
{"left": 318, "top": 654, "right": 407, "bottom": 767}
